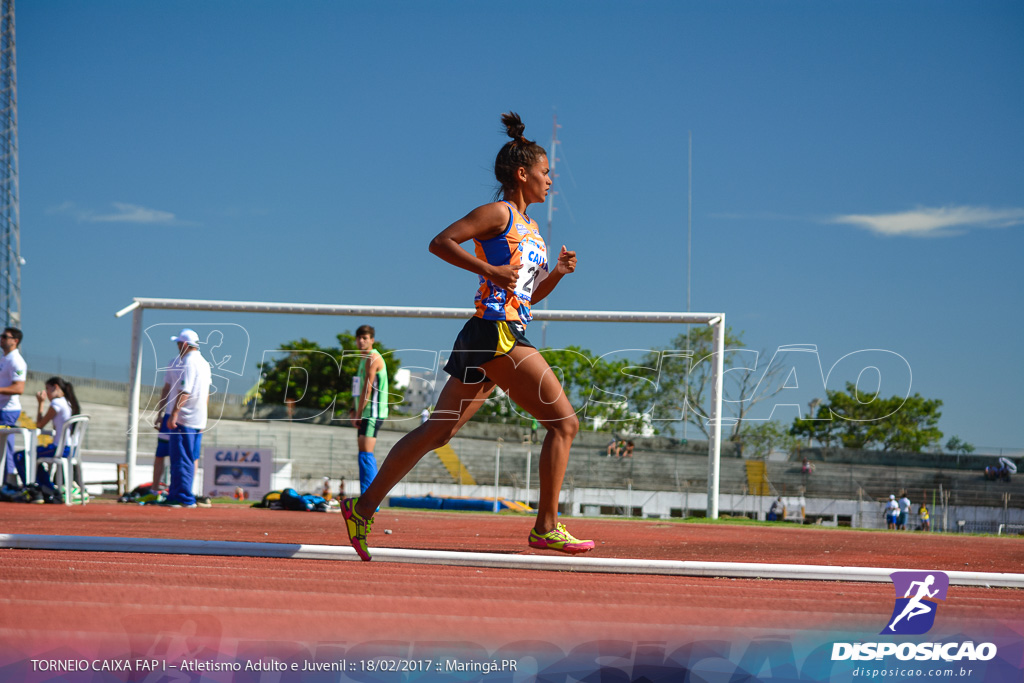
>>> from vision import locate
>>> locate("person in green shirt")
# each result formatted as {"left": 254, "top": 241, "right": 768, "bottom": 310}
{"left": 349, "top": 324, "right": 388, "bottom": 495}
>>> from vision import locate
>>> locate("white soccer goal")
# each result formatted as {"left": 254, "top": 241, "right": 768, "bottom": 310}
{"left": 114, "top": 297, "right": 727, "bottom": 517}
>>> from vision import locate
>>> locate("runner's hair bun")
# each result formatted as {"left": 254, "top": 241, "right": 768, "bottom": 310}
{"left": 493, "top": 112, "right": 546, "bottom": 200}
{"left": 501, "top": 111, "right": 528, "bottom": 143}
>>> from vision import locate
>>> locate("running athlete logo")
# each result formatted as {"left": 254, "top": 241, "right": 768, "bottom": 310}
{"left": 882, "top": 571, "right": 949, "bottom": 635}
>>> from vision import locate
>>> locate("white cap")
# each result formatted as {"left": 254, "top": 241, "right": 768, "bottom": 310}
{"left": 171, "top": 328, "right": 200, "bottom": 347}
{"left": 889, "top": 494, "right": 896, "bottom": 500}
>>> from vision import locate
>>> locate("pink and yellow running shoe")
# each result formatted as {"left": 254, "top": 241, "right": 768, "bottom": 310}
{"left": 342, "top": 498, "right": 373, "bottom": 561}
{"left": 527, "top": 523, "right": 595, "bottom": 554}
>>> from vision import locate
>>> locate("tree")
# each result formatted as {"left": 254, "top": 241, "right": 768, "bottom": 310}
{"left": 628, "top": 326, "right": 789, "bottom": 440}
{"left": 738, "top": 420, "right": 803, "bottom": 460}
{"left": 789, "top": 382, "right": 943, "bottom": 452}
{"left": 256, "top": 332, "right": 403, "bottom": 419}
{"left": 944, "top": 436, "right": 975, "bottom": 455}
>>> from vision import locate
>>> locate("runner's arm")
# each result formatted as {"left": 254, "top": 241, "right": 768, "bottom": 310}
{"left": 532, "top": 244, "right": 576, "bottom": 304}
{"left": 429, "top": 203, "right": 521, "bottom": 291}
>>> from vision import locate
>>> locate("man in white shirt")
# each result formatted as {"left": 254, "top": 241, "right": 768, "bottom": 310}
{"left": 0, "top": 328, "right": 27, "bottom": 486}
{"left": 898, "top": 493, "right": 912, "bottom": 531}
{"left": 885, "top": 494, "right": 900, "bottom": 530}
{"left": 165, "top": 329, "right": 212, "bottom": 507}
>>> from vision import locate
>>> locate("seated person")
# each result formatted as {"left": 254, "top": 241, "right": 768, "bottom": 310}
{"left": 985, "top": 458, "right": 1016, "bottom": 482}
{"left": 622, "top": 440, "right": 635, "bottom": 458}
{"left": 998, "top": 457, "right": 1016, "bottom": 481}
{"left": 14, "top": 377, "right": 82, "bottom": 491}
{"left": 801, "top": 458, "right": 815, "bottom": 474}
{"left": 767, "top": 497, "right": 784, "bottom": 521}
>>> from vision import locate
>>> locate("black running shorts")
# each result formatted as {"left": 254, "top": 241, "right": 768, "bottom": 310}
{"left": 442, "top": 317, "right": 535, "bottom": 384}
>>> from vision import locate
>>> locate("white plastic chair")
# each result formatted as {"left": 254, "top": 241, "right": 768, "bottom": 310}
{"left": 0, "top": 425, "right": 35, "bottom": 484}
{"left": 35, "top": 414, "right": 90, "bottom": 506}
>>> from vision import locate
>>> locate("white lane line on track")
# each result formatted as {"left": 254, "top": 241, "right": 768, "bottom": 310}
{"left": 2, "top": 533, "right": 1023, "bottom": 588}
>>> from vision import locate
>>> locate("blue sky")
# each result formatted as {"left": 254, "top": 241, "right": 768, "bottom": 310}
{"left": 15, "top": 1, "right": 1024, "bottom": 451}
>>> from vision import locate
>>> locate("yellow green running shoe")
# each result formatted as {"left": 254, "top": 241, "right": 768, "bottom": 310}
{"left": 528, "top": 523, "right": 595, "bottom": 554}
{"left": 342, "top": 498, "right": 373, "bottom": 561}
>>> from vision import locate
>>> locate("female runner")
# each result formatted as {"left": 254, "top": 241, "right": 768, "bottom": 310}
{"left": 343, "top": 112, "right": 593, "bottom": 560}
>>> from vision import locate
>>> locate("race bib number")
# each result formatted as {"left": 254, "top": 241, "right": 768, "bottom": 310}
{"left": 514, "top": 238, "right": 547, "bottom": 301}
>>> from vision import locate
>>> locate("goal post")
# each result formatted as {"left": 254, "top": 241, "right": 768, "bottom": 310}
{"left": 114, "top": 297, "right": 726, "bottom": 517}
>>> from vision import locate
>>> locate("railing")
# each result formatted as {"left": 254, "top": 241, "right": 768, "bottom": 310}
{"left": 25, "top": 369, "right": 252, "bottom": 406}
{"left": 440, "top": 446, "right": 1023, "bottom": 513}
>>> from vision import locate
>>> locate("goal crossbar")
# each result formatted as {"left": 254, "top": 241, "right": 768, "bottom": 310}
{"left": 116, "top": 297, "right": 722, "bottom": 325}
{"left": 115, "top": 297, "right": 727, "bottom": 517}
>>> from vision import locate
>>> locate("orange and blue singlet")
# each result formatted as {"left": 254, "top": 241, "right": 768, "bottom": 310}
{"left": 473, "top": 201, "right": 548, "bottom": 324}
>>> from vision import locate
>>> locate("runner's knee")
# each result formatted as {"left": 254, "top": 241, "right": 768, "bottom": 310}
{"left": 546, "top": 413, "right": 579, "bottom": 439}
{"left": 419, "top": 419, "right": 460, "bottom": 451}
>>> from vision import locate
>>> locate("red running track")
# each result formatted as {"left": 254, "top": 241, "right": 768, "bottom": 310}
{"left": 1, "top": 501, "right": 1022, "bottom": 673}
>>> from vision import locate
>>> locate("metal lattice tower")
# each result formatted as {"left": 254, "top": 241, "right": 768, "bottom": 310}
{"left": 0, "top": 0, "right": 18, "bottom": 328}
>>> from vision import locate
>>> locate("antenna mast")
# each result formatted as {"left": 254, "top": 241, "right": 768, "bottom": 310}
{"left": 684, "top": 131, "right": 692, "bottom": 441}
{"left": 0, "top": 0, "right": 19, "bottom": 328}
{"left": 541, "top": 113, "right": 559, "bottom": 348}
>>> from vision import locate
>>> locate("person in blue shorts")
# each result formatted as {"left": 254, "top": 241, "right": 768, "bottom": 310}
{"left": 898, "top": 492, "right": 911, "bottom": 531}
{"left": 151, "top": 352, "right": 185, "bottom": 494}
{"left": 884, "top": 494, "right": 899, "bottom": 530}
{"left": 0, "top": 327, "right": 26, "bottom": 486}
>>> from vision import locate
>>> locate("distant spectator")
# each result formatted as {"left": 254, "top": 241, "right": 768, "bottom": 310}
{"left": 984, "top": 457, "right": 1016, "bottom": 482}
{"left": 0, "top": 327, "right": 26, "bottom": 486}
{"left": 164, "top": 328, "right": 213, "bottom": 508}
{"left": 152, "top": 351, "right": 186, "bottom": 493}
{"left": 622, "top": 441, "right": 634, "bottom": 458}
{"left": 898, "top": 492, "right": 911, "bottom": 530}
{"left": 606, "top": 436, "right": 620, "bottom": 458}
{"left": 349, "top": 324, "right": 387, "bottom": 497}
{"left": 919, "top": 503, "right": 930, "bottom": 532}
{"left": 14, "top": 376, "right": 81, "bottom": 491}
{"left": 884, "top": 494, "right": 899, "bottom": 530}
{"left": 1001, "top": 457, "right": 1017, "bottom": 480}
{"left": 998, "top": 457, "right": 1015, "bottom": 481}
{"left": 801, "top": 458, "right": 815, "bottom": 475}
{"left": 767, "top": 497, "right": 784, "bottom": 522}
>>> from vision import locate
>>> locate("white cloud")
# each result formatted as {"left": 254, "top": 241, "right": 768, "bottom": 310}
{"left": 45, "top": 201, "right": 78, "bottom": 215}
{"left": 47, "top": 201, "right": 181, "bottom": 225}
{"left": 89, "top": 202, "right": 176, "bottom": 224}
{"left": 831, "top": 206, "right": 1024, "bottom": 237}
